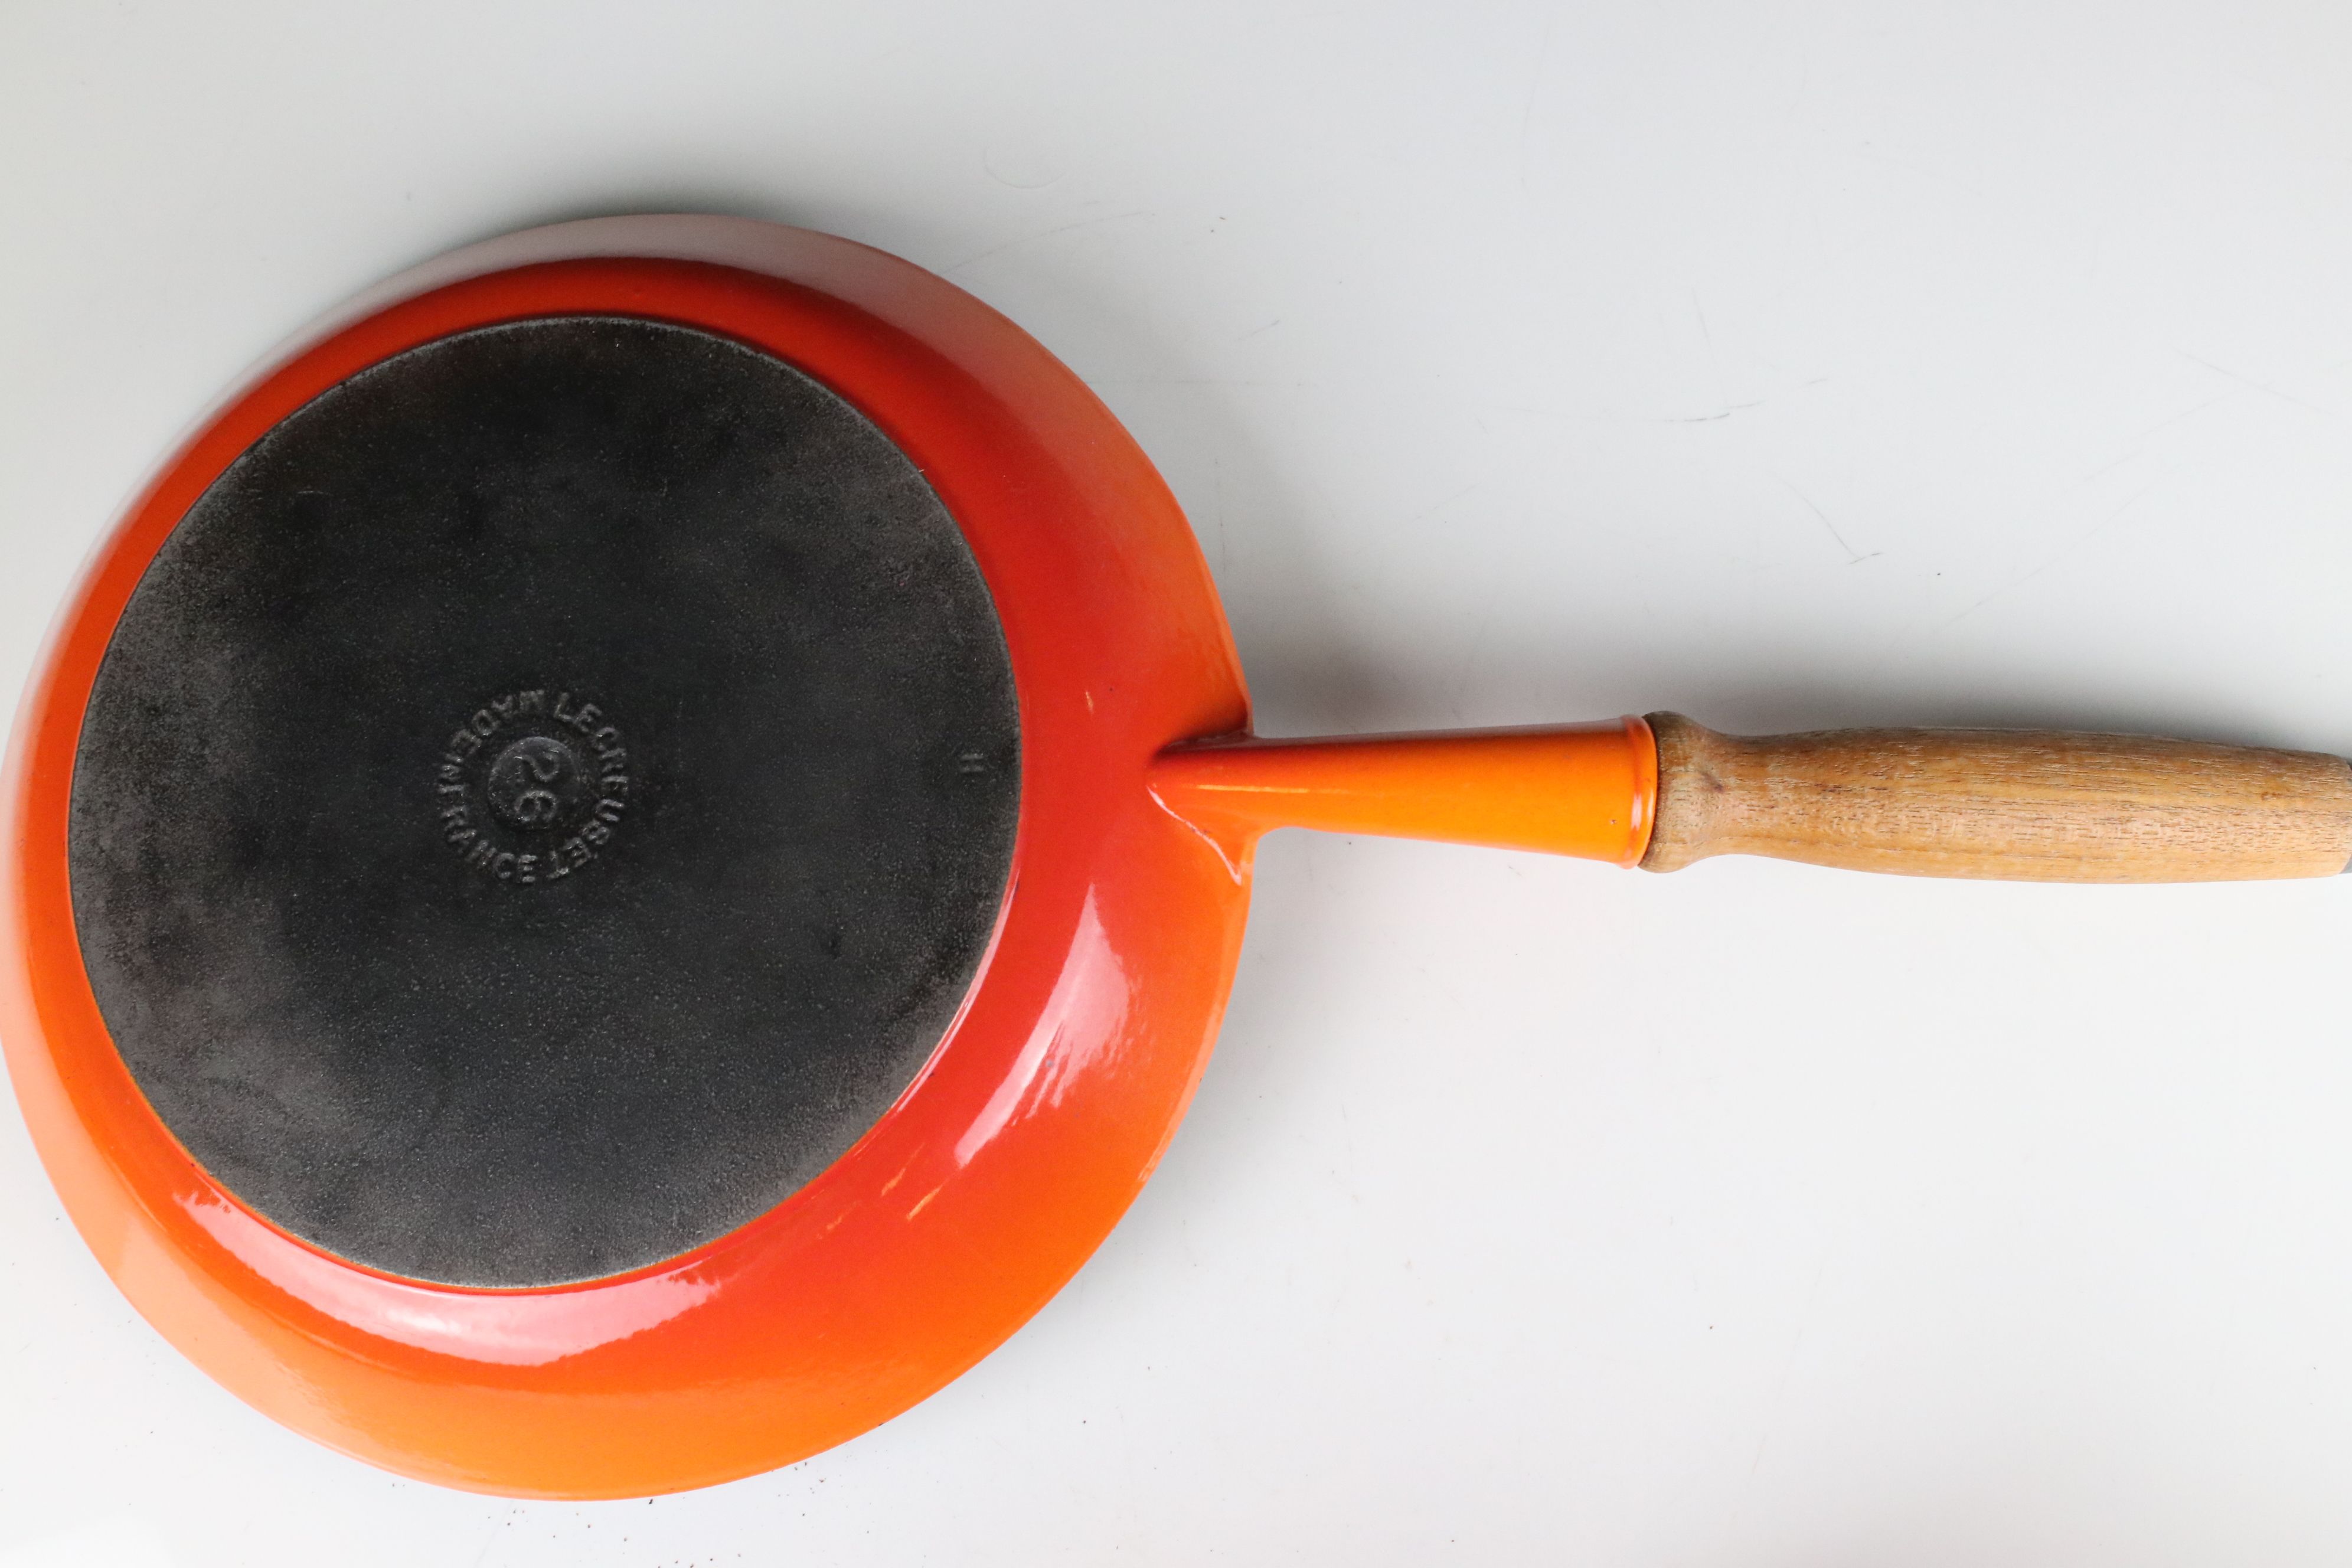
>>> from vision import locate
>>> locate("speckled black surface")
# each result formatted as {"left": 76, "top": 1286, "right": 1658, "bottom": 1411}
{"left": 67, "top": 318, "right": 1020, "bottom": 1286}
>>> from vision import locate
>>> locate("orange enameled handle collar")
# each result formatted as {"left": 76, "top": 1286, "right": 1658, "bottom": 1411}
{"left": 1148, "top": 716, "right": 1658, "bottom": 867}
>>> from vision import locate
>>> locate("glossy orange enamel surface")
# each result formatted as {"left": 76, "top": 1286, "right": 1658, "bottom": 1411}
{"left": 1, "top": 220, "right": 1253, "bottom": 1497}
{"left": 1150, "top": 718, "right": 1658, "bottom": 867}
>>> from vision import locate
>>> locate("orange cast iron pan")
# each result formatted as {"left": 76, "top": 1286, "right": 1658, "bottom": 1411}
{"left": 8, "top": 216, "right": 2351, "bottom": 1499}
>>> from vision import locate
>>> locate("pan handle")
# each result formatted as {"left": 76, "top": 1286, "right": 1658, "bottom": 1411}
{"left": 1150, "top": 714, "right": 2352, "bottom": 881}
{"left": 1149, "top": 718, "right": 1657, "bottom": 867}
{"left": 1639, "top": 713, "right": 2352, "bottom": 881}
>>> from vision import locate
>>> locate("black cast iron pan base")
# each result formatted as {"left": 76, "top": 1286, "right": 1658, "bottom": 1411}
{"left": 67, "top": 317, "right": 1021, "bottom": 1288}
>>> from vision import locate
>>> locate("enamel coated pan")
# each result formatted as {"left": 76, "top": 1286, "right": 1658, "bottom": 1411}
{"left": 8, "top": 217, "right": 2349, "bottom": 1498}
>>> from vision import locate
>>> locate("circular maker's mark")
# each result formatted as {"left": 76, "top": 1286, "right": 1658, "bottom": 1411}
{"left": 435, "top": 689, "right": 629, "bottom": 884}
{"left": 489, "top": 736, "right": 586, "bottom": 828}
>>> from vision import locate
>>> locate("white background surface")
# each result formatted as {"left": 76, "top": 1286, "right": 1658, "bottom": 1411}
{"left": 9, "top": 1, "right": 2352, "bottom": 1562}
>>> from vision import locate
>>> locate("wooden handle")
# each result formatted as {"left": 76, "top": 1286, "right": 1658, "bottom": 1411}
{"left": 1639, "top": 712, "right": 2352, "bottom": 881}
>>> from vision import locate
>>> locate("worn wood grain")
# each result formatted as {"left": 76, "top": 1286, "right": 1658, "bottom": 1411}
{"left": 1639, "top": 713, "right": 2352, "bottom": 881}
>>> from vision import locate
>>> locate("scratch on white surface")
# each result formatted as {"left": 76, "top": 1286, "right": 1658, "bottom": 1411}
{"left": 1473, "top": 398, "right": 1772, "bottom": 424}
{"left": 2178, "top": 351, "right": 2337, "bottom": 418}
{"left": 1691, "top": 287, "right": 1734, "bottom": 413}
{"left": 2077, "top": 394, "right": 2229, "bottom": 481}
{"left": 1674, "top": 399, "right": 1768, "bottom": 423}
{"left": 938, "top": 210, "right": 1155, "bottom": 275}
{"left": 1945, "top": 482, "right": 2158, "bottom": 626}
{"left": 1851, "top": 143, "right": 1986, "bottom": 197}
{"left": 1733, "top": 1239, "right": 1838, "bottom": 1538}
{"left": 1516, "top": 7, "right": 1559, "bottom": 189}
{"left": 1086, "top": 375, "right": 1322, "bottom": 391}
{"left": 1404, "top": 481, "right": 1484, "bottom": 527}
{"left": 1779, "top": 479, "right": 1880, "bottom": 566}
